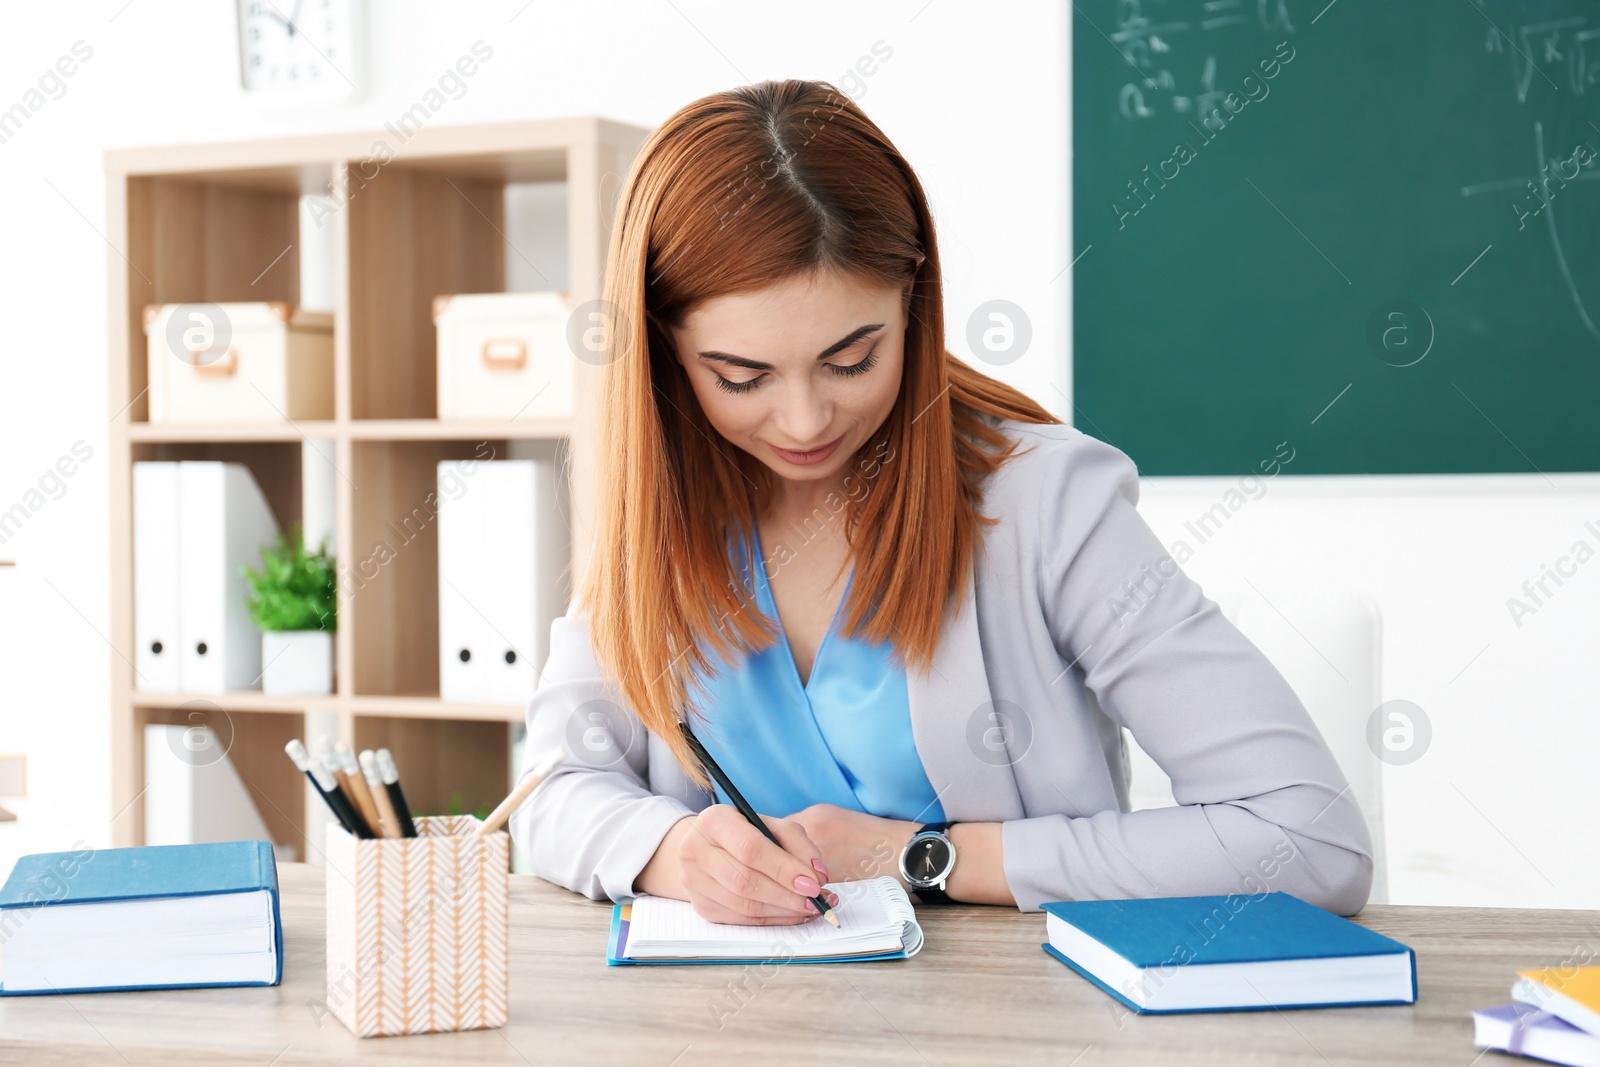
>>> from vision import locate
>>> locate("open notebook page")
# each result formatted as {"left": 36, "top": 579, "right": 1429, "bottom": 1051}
{"left": 624, "top": 876, "right": 924, "bottom": 960}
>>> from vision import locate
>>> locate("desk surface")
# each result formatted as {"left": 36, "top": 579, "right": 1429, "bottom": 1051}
{"left": 1, "top": 863, "right": 1587, "bottom": 1066}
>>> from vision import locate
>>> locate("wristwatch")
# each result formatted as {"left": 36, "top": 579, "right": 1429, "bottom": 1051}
{"left": 899, "top": 821, "right": 957, "bottom": 904}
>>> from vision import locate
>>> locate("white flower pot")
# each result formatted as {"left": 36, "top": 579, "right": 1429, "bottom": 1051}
{"left": 261, "top": 630, "right": 334, "bottom": 696}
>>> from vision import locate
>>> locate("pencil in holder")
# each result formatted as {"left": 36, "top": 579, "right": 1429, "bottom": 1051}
{"left": 323, "top": 815, "right": 509, "bottom": 1038}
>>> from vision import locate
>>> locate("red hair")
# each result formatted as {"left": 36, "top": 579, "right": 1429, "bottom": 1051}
{"left": 578, "top": 79, "right": 1060, "bottom": 781}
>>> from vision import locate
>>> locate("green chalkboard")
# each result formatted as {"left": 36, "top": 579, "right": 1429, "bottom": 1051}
{"left": 1072, "top": 0, "right": 1600, "bottom": 475}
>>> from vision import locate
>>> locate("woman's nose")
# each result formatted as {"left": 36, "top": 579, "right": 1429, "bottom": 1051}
{"left": 773, "top": 383, "right": 833, "bottom": 445}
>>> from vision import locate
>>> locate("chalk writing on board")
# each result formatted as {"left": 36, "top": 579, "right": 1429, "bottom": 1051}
{"left": 1489, "top": 15, "right": 1600, "bottom": 102}
{"left": 1111, "top": 0, "right": 1298, "bottom": 121}
{"left": 1462, "top": 121, "right": 1600, "bottom": 342}
{"left": 1110, "top": 40, "right": 1298, "bottom": 230}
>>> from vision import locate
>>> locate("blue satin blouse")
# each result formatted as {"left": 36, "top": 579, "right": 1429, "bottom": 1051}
{"left": 685, "top": 524, "right": 946, "bottom": 825}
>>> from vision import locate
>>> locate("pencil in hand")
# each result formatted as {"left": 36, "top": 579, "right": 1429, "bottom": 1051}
{"left": 677, "top": 718, "right": 840, "bottom": 927}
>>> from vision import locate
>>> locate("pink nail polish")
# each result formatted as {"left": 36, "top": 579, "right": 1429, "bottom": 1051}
{"left": 804, "top": 899, "right": 819, "bottom": 914}
{"left": 812, "top": 857, "right": 830, "bottom": 881}
{"left": 793, "top": 875, "right": 821, "bottom": 896}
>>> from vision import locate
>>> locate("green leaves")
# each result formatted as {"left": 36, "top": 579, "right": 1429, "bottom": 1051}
{"left": 243, "top": 525, "right": 338, "bottom": 633}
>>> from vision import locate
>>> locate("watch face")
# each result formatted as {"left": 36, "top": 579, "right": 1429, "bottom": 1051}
{"left": 905, "top": 834, "right": 953, "bottom": 887}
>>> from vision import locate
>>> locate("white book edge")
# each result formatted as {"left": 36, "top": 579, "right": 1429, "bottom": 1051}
{"left": 1476, "top": 1003, "right": 1600, "bottom": 1067}
{"left": 1514, "top": 977, "right": 1600, "bottom": 1039}
{"left": 2, "top": 888, "right": 277, "bottom": 993}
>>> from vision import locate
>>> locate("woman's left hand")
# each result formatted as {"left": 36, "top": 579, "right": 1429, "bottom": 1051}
{"left": 787, "top": 803, "right": 920, "bottom": 888}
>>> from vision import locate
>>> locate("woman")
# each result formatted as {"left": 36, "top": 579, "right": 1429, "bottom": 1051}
{"left": 511, "top": 79, "right": 1372, "bottom": 925}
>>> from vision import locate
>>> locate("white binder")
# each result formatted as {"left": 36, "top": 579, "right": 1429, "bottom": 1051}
{"left": 143, "top": 723, "right": 280, "bottom": 852}
{"left": 480, "top": 461, "right": 541, "bottom": 701}
{"left": 176, "top": 462, "right": 278, "bottom": 692}
{"left": 437, "top": 459, "right": 490, "bottom": 703}
{"left": 133, "top": 462, "right": 182, "bottom": 691}
{"left": 437, "top": 459, "right": 567, "bottom": 705}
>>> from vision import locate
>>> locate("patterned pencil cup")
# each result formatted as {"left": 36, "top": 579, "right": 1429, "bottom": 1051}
{"left": 323, "top": 815, "right": 509, "bottom": 1038}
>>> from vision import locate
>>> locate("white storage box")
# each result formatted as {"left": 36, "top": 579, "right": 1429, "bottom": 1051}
{"left": 324, "top": 815, "right": 509, "bottom": 1038}
{"left": 144, "top": 302, "right": 333, "bottom": 423}
{"left": 434, "top": 292, "right": 576, "bottom": 422}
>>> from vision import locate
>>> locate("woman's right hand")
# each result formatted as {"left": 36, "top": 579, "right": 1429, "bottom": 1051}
{"left": 635, "top": 805, "right": 841, "bottom": 925}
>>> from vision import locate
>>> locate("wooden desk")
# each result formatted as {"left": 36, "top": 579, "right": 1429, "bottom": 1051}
{"left": 0, "top": 863, "right": 1588, "bottom": 1065}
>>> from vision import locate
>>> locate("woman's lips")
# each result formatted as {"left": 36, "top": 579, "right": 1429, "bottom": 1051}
{"left": 768, "top": 435, "right": 844, "bottom": 466}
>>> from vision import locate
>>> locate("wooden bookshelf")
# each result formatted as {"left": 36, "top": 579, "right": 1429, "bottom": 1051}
{"left": 105, "top": 118, "right": 649, "bottom": 857}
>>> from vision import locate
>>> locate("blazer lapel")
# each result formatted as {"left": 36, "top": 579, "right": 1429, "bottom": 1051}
{"left": 905, "top": 561, "right": 1027, "bottom": 823}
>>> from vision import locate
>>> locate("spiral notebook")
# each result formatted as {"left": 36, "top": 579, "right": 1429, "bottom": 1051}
{"left": 607, "top": 876, "right": 924, "bottom": 965}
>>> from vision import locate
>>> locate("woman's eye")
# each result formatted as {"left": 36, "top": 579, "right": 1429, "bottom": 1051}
{"left": 828, "top": 343, "right": 879, "bottom": 378}
{"left": 711, "top": 342, "right": 879, "bottom": 394}
{"left": 713, "top": 374, "right": 763, "bottom": 394}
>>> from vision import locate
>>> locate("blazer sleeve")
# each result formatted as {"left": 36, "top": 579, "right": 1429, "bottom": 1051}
{"left": 999, "top": 430, "right": 1375, "bottom": 915}
{"left": 507, "top": 609, "right": 707, "bottom": 902}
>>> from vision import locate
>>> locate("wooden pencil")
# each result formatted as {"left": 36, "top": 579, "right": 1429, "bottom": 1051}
{"left": 476, "top": 746, "right": 570, "bottom": 837}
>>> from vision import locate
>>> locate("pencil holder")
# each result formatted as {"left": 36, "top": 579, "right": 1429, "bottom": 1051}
{"left": 323, "top": 815, "right": 509, "bottom": 1038}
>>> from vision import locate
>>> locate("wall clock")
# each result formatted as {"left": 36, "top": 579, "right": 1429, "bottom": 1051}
{"left": 237, "top": 0, "right": 364, "bottom": 103}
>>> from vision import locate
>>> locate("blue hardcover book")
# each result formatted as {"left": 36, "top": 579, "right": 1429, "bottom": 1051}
{"left": 0, "top": 840, "right": 282, "bottom": 995}
{"left": 1041, "top": 891, "right": 1416, "bottom": 1014}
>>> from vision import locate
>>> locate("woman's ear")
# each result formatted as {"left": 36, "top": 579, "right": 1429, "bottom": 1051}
{"left": 903, "top": 254, "right": 924, "bottom": 302}
{"left": 645, "top": 309, "right": 682, "bottom": 366}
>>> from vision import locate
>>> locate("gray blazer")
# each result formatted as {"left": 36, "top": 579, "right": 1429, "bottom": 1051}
{"left": 510, "top": 419, "right": 1373, "bottom": 915}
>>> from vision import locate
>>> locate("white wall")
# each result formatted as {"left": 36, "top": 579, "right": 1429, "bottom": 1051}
{"left": 1136, "top": 473, "right": 1600, "bottom": 910}
{"left": 1, "top": 2, "right": 1590, "bottom": 912}
{"left": 0, "top": 2, "right": 1069, "bottom": 879}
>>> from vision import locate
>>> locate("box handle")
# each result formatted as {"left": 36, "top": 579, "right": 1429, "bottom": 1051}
{"left": 190, "top": 347, "right": 239, "bottom": 378}
{"left": 481, "top": 338, "right": 527, "bottom": 370}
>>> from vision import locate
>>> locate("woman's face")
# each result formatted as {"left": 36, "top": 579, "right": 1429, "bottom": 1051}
{"left": 665, "top": 267, "right": 907, "bottom": 491}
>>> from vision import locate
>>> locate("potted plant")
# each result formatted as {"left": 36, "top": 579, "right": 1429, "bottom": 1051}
{"left": 244, "top": 526, "right": 337, "bottom": 696}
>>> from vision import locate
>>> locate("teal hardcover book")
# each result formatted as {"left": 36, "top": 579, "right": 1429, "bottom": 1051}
{"left": 1041, "top": 891, "right": 1416, "bottom": 1014}
{"left": 0, "top": 840, "right": 282, "bottom": 995}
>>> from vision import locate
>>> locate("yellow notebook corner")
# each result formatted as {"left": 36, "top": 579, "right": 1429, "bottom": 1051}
{"left": 1517, "top": 967, "right": 1600, "bottom": 1005}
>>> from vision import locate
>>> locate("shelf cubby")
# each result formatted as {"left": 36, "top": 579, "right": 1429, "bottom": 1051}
{"left": 134, "top": 704, "right": 308, "bottom": 861}
{"left": 346, "top": 437, "right": 499, "bottom": 699}
{"left": 352, "top": 716, "right": 512, "bottom": 820}
{"left": 121, "top": 165, "right": 328, "bottom": 427}
{"left": 344, "top": 149, "right": 568, "bottom": 422}
{"left": 130, "top": 440, "right": 305, "bottom": 535}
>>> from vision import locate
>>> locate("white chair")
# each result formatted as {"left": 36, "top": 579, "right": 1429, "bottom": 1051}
{"left": 1124, "top": 589, "right": 1388, "bottom": 903}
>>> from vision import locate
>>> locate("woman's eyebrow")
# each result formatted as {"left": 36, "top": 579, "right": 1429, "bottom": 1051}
{"left": 696, "top": 323, "right": 885, "bottom": 370}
